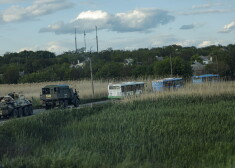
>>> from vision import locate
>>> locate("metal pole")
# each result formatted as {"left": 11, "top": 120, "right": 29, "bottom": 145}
{"left": 75, "top": 28, "right": 77, "bottom": 53}
{"left": 170, "top": 53, "right": 173, "bottom": 77}
{"left": 84, "top": 31, "right": 86, "bottom": 52}
{"left": 95, "top": 26, "right": 98, "bottom": 53}
{"left": 90, "top": 48, "right": 94, "bottom": 98}
{"left": 216, "top": 55, "right": 219, "bottom": 74}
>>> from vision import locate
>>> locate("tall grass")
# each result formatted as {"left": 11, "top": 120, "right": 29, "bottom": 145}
{"left": 0, "top": 77, "right": 163, "bottom": 99}
{"left": 0, "top": 93, "right": 235, "bottom": 167}
{"left": 0, "top": 80, "right": 109, "bottom": 100}
{"left": 124, "top": 81, "right": 235, "bottom": 103}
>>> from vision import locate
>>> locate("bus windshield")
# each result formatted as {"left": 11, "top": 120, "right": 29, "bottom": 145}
{"left": 109, "top": 86, "right": 121, "bottom": 90}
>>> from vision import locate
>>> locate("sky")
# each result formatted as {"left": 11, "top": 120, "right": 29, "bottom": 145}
{"left": 0, "top": 0, "right": 235, "bottom": 55}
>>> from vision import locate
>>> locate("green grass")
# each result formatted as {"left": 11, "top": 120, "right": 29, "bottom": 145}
{"left": 0, "top": 94, "right": 235, "bottom": 168}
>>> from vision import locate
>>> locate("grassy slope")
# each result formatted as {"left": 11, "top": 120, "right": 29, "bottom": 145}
{"left": 0, "top": 95, "right": 235, "bottom": 168}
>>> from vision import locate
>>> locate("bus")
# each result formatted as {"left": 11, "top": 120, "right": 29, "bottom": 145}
{"left": 152, "top": 78, "right": 183, "bottom": 91}
{"left": 108, "top": 82, "right": 145, "bottom": 99}
{"left": 192, "top": 74, "right": 219, "bottom": 83}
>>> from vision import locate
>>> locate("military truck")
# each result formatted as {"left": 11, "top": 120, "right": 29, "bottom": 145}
{"left": 40, "top": 84, "right": 80, "bottom": 109}
{"left": 0, "top": 93, "right": 33, "bottom": 118}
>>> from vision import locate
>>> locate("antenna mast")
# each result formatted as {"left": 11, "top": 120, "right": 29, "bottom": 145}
{"left": 75, "top": 27, "right": 78, "bottom": 53}
{"left": 95, "top": 26, "right": 99, "bottom": 53}
{"left": 84, "top": 31, "right": 86, "bottom": 52}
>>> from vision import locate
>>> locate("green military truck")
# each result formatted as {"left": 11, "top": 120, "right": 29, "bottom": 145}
{"left": 40, "top": 84, "right": 80, "bottom": 109}
{"left": 0, "top": 94, "right": 33, "bottom": 118}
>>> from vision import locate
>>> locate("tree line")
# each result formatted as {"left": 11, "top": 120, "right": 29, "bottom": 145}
{"left": 0, "top": 44, "right": 235, "bottom": 84}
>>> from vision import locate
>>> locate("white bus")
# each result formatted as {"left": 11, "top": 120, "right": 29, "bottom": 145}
{"left": 108, "top": 82, "right": 145, "bottom": 99}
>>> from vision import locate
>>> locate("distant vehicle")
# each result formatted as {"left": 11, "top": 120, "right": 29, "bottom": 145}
{"left": 108, "top": 82, "right": 145, "bottom": 99}
{"left": 40, "top": 84, "right": 80, "bottom": 109}
{"left": 152, "top": 78, "right": 183, "bottom": 91}
{"left": 0, "top": 93, "right": 33, "bottom": 118}
{"left": 192, "top": 74, "right": 219, "bottom": 83}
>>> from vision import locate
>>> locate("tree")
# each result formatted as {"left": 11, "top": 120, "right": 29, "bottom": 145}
{"left": 3, "top": 66, "right": 20, "bottom": 84}
{"left": 154, "top": 57, "right": 192, "bottom": 78}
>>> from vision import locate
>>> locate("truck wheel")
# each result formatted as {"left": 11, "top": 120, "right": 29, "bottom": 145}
{"left": 18, "top": 108, "right": 23, "bottom": 117}
{"left": 23, "top": 107, "right": 29, "bottom": 116}
{"left": 60, "top": 100, "right": 68, "bottom": 108}
{"left": 12, "top": 109, "right": 18, "bottom": 118}
{"left": 74, "top": 98, "right": 79, "bottom": 107}
{"left": 29, "top": 106, "right": 33, "bottom": 115}
{"left": 45, "top": 104, "right": 50, "bottom": 110}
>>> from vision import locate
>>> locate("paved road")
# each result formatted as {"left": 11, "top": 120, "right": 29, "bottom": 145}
{"left": 0, "top": 100, "right": 112, "bottom": 124}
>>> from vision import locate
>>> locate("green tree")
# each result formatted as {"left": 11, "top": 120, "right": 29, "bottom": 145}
{"left": 154, "top": 57, "right": 192, "bottom": 77}
{"left": 3, "top": 65, "right": 20, "bottom": 84}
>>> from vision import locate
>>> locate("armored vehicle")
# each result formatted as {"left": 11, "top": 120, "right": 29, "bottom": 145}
{"left": 0, "top": 93, "right": 33, "bottom": 118}
{"left": 40, "top": 84, "right": 80, "bottom": 109}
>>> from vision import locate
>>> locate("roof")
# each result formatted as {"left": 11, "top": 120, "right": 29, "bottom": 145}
{"left": 109, "top": 81, "right": 144, "bottom": 87}
{"left": 43, "top": 84, "right": 69, "bottom": 88}
{"left": 153, "top": 78, "right": 183, "bottom": 82}
{"left": 193, "top": 74, "right": 219, "bottom": 78}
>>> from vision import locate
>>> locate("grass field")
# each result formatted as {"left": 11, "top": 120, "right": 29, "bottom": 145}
{"left": 0, "top": 80, "right": 110, "bottom": 100}
{"left": 0, "top": 81, "right": 235, "bottom": 167}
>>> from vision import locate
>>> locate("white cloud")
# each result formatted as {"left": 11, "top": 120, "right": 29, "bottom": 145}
{"left": 75, "top": 10, "right": 109, "bottom": 20}
{"left": 0, "top": 0, "right": 74, "bottom": 22}
{"left": 179, "top": 9, "right": 234, "bottom": 15}
{"left": 18, "top": 41, "right": 69, "bottom": 55}
{"left": 192, "top": 3, "right": 222, "bottom": 9}
{"left": 46, "top": 41, "right": 69, "bottom": 54}
{"left": 198, "top": 41, "right": 218, "bottom": 48}
{"left": 0, "top": 0, "right": 26, "bottom": 4}
{"left": 219, "top": 21, "right": 235, "bottom": 33}
{"left": 175, "top": 40, "right": 196, "bottom": 47}
{"left": 39, "top": 8, "right": 175, "bottom": 34}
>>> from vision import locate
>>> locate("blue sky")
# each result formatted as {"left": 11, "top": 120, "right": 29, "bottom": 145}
{"left": 0, "top": 0, "right": 235, "bottom": 55}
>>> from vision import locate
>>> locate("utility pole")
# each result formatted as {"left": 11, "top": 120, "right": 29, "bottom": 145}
{"left": 216, "top": 55, "right": 219, "bottom": 74}
{"left": 84, "top": 31, "right": 86, "bottom": 52}
{"left": 75, "top": 27, "right": 78, "bottom": 53}
{"left": 170, "top": 53, "right": 173, "bottom": 77}
{"left": 95, "top": 26, "right": 99, "bottom": 53}
{"left": 89, "top": 47, "right": 95, "bottom": 98}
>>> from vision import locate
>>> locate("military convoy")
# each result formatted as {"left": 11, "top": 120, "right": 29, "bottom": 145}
{"left": 40, "top": 84, "right": 80, "bottom": 109}
{"left": 0, "top": 93, "right": 33, "bottom": 118}
{"left": 0, "top": 84, "right": 80, "bottom": 119}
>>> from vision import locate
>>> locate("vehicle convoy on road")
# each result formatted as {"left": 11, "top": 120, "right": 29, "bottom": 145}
{"left": 40, "top": 84, "right": 80, "bottom": 109}
{"left": 0, "top": 93, "right": 33, "bottom": 118}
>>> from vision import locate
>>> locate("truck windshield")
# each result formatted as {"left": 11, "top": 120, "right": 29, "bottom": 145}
{"left": 42, "top": 88, "right": 50, "bottom": 94}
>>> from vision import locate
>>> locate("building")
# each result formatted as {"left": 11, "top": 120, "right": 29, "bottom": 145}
{"left": 70, "top": 60, "right": 85, "bottom": 68}
{"left": 124, "top": 58, "right": 134, "bottom": 66}
{"left": 200, "top": 56, "right": 213, "bottom": 65}
{"left": 191, "top": 61, "right": 206, "bottom": 76}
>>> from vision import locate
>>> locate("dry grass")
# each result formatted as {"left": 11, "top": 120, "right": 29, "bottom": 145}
{"left": 1, "top": 78, "right": 232, "bottom": 102}
{"left": 0, "top": 80, "right": 110, "bottom": 99}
